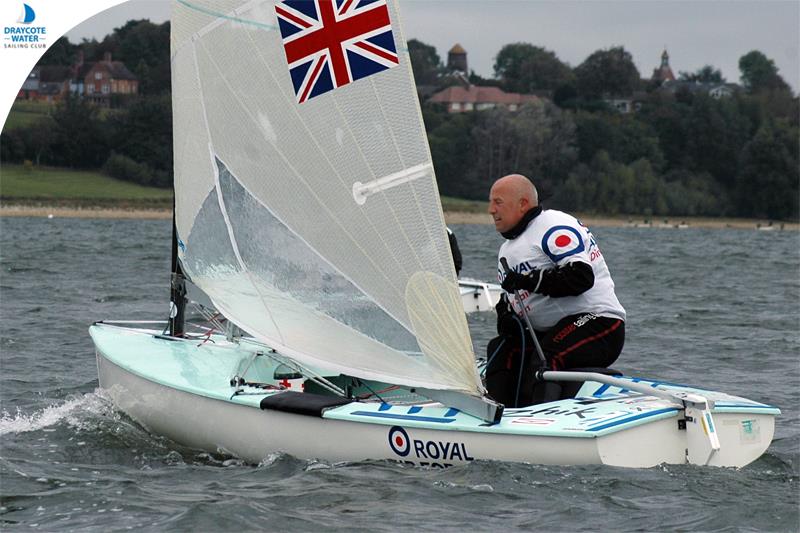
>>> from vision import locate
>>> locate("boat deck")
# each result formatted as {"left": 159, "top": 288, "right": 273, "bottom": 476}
{"left": 90, "top": 323, "right": 779, "bottom": 440}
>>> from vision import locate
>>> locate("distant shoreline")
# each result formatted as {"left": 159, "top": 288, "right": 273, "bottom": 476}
{"left": 1, "top": 203, "right": 797, "bottom": 231}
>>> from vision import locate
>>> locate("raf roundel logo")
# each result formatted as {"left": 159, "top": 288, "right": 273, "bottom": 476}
{"left": 542, "top": 225, "right": 585, "bottom": 262}
{"left": 388, "top": 426, "right": 410, "bottom": 457}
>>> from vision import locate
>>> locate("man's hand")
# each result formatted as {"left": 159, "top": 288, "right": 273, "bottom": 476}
{"left": 501, "top": 269, "right": 541, "bottom": 293}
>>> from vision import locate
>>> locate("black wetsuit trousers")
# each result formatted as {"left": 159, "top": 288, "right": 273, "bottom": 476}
{"left": 485, "top": 313, "right": 624, "bottom": 407}
{"left": 537, "top": 313, "right": 625, "bottom": 371}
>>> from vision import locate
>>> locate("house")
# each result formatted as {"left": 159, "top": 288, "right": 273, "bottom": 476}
{"left": 429, "top": 85, "right": 539, "bottom": 113}
{"left": 83, "top": 52, "right": 138, "bottom": 105}
{"left": 604, "top": 91, "right": 648, "bottom": 114}
{"left": 16, "top": 51, "right": 139, "bottom": 106}
{"left": 17, "top": 66, "right": 71, "bottom": 102}
{"left": 660, "top": 80, "right": 740, "bottom": 99}
{"left": 17, "top": 67, "right": 40, "bottom": 99}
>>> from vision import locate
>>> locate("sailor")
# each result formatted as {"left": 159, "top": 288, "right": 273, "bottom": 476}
{"left": 447, "top": 227, "right": 463, "bottom": 277}
{"left": 485, "top": 174, "right": 625, "bottom": 407}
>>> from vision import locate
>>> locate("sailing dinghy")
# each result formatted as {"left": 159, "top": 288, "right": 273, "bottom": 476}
{"left": 90, "top": 0, "right": 778, "bottom": 468}
{"left": 459, "top": 279, "right": 502, "bottom": 313}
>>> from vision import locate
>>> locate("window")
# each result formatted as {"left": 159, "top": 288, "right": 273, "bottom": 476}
{"left": 451, "top": 103, "right": 461, "bottom": 111}
{"left": 95, "top": 72, "right": 102, "bottom": 80}
{"left": 87, "top": 85, "right": 94, "bottom": 94}
{"left": 101, "top": 84, "right": 110, "bottom": 94}
{"left": 464, "top": 103, "right": 474, "bottom": 111}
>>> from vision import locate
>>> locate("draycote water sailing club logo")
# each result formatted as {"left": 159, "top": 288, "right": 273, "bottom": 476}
{"left": 4, "top": 3, "right": 46, "bottom": 49}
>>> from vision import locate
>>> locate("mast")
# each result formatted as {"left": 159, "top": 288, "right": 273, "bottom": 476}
{"left": 168, "top": 196, "right": 186, "bottom": 337}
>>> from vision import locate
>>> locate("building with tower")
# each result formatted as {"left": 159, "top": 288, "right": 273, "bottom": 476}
{"left": 651, "top": 48, "right": 676, "bottom": 85}
{"left": 447, "top": 43, "right": 468, "bottom": 74}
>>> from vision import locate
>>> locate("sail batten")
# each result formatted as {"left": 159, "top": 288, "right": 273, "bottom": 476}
{"left": 172, "top": 0, "right": 481, "bottom": 395}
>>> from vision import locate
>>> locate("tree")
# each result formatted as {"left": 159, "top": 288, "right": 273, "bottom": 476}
{"left": 574, "top": 47, "right": 640, "bottom": 99}
{"left": 684, "top": 94, "right": 752, "bottom": 187}
{"left": 108, "top": 94, "right": 173, "bottom": 186}
{"left": 426, "top": 109, "right": 477, "bottom": 198}
{"left": 574, "top": 112, "right": 664, "bottom": 170}
{"left": 493, "top": 43, "right": 574, "bottom": 93}
{"left": 49, "top": 95, "right": 109, "bottom": 168}
{"left": 465, "top": 100, "right": 576, "bottom": 200}
{"left": 408, "top": 39, "right": 442, "bottom": 86}
{"left": 735, "top": 120, "right": 799, "bottom": 220}
{"left": 115, "top": 20, "right": 171, "bottom": 94}
{"left": 679, "top": 65, "right": 725, "bottom": 83}
{"left": 637, "top": 93, "right": 693, "bottom": 169}
{"left": 739, "top": 50, "right": 790, "bottom": 93}
{"left": 39, "top": 36, "right": 78, "bottom": 66}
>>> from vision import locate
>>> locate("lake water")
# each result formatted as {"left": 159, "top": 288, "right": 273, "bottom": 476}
{"left": 1, "top": 217, "right": 798, "bottom": 531}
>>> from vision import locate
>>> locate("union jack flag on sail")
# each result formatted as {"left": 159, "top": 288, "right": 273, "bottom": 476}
{"left": 275, "top": 0, "right": 400, "bottom": 103}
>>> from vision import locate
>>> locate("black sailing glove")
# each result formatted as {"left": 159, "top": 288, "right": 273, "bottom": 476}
{"left": 501, "top": 269, "right": 542, "bottom": 293}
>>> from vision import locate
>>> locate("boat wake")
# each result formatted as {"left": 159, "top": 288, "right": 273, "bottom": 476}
{"left": 0, "top": 390, "right": 117, "bottom": 436}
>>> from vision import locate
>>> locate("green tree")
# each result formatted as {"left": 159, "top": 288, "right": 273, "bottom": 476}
{"left": 684, "top": 94, "right": 752, "bottom": 187}
{"left": 574, "top": 47, "right": 640, "bottom": 99}
{"left": 49, "top": 95, "right": 109, "bottom": 168}
{"left": 739, "top": 50, "right": 790, "bottom": 93}
{"left": 574, "top": 112, "right": 664, "bottom": 170}
{"left": 108, "top": 94, "right": 173, "bottom": 186}
{"left": 425, "top": 107, "right": 477, "bottom": 198}
{"left": 408, "top": 39, "right": 442, "bottom": 86}
{"left": 637, "top": 93, "right": 693, "bottom": 169}
{"left": 493, "top": 43, "right": 574, "bottom": 93}
{"left": 465, "top": 100, "right": 576, "bottom": 200}
{"left": 39, "top": 36, "right": 78, "bottom": 66}
{"left": 735, "top": 120, "right": 799, "bottom": 219}
{"left": 115, "top": 20, "right": 171, "bottom": 94}
{"left": 678, "top": 65, "right": 725, "bottom": 83}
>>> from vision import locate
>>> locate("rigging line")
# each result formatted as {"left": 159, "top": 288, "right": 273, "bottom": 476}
{"left": 176, "top": 0, "right": 277, "bottom": 31}
{"left": 256, "top": 346, "right": 346, "bottom": 397}
{"left": 356, "top": 379, "right": 388, "bottom": 404}
{"left": 192, "top": 39, "right": 287, "bottom": 346}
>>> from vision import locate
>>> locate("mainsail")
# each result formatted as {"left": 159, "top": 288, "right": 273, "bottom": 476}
{"left": 171, "top": 0, "right": 481, "bottom": 395}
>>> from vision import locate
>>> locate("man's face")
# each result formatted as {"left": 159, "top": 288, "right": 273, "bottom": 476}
{"left": 488, "top": 183, "right": 527, "bottom": 233}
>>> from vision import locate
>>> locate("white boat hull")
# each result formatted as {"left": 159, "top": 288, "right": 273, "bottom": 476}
{"left": 91, "top": 324, "right": 778, "bottom": 468}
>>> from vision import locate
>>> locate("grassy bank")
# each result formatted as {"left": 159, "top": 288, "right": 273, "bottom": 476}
{"left": 0, "top": 164, "right": 172, "bottom": 207}
{"left": 3, "top": 100, "right": 54, "bottom": 132}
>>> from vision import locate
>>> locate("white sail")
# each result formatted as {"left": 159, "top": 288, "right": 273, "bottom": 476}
{"left": 170, "top": 0, "right": 481, "bottom": 394}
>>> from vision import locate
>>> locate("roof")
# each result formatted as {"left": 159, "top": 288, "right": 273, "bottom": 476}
{"left": 429, "top": 85, "right": 539, "bottom": 106}
{"left": 660, "top": 80, "right": 740, "bottom": 94}
{"left": 38, "top": 65, "right": 72, "bottom": 83}
{"left": 448, "top": 43, "right": 466, "bottom": 54}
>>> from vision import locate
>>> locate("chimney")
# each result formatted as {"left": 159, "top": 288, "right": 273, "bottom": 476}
{"left": 103, "top": 51, "right": 112, "bottom": 62}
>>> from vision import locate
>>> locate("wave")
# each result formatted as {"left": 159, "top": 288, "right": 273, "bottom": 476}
{"left": 0, "top": 390, "right": 114, "bottom": 436}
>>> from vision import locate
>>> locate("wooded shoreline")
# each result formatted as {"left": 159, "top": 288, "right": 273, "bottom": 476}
{"left": 2, "top": 203, "right": 796, "bottom": 230}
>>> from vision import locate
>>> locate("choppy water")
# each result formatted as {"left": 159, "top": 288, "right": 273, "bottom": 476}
{"left": 1, "top": 217, "right": 798, "bottom": 531}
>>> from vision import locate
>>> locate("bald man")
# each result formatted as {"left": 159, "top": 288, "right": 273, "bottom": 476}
{"left": 485, "top": 174, "right": 625, "bottom": 407}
